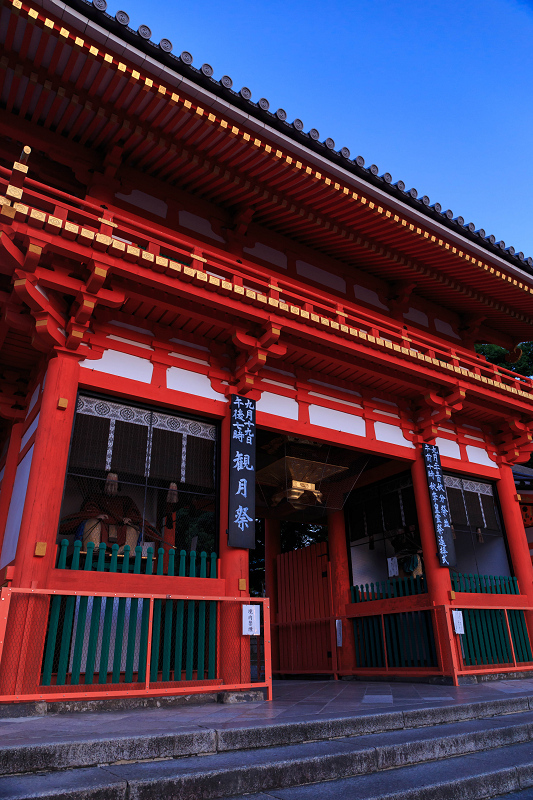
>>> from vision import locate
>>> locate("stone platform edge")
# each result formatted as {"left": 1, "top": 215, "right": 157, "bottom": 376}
{"left": 0, "top": 690, "right": 265, "bottom": 718}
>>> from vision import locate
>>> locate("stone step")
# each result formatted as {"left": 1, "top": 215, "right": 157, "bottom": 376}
{"left": 4, "top": 710, "right": 533, "bottom": 799}
{"left": 215, "top": 740, "right": 533, "bottom": 800}
{"left": 2, "top": 695, "right": 531, "bottom": 776}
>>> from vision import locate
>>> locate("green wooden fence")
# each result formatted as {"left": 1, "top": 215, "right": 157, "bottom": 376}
{"left": 450, "top": 573, "right": 519, "bottom": 595}
{"left": 56, "top": 538, "right": 218, "bottom": 578}
{"left": 42, "top": 541, "right": 218, "bottom": 686}
{"left": 351, "top": 574, "right": 428, "bottom": 602}
{"left": 458, "top": 608, "right": 532, "bottom": 666}
{"left": 352, "top": 610, "right": 437, "bottom": 669}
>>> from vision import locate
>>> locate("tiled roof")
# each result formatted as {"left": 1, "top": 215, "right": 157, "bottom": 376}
{"left": 63, "top": 0, "right": 533, "bottom": 274}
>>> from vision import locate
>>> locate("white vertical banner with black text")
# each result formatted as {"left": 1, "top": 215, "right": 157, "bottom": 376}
{"left": 422, "top": 443, "right": 457, "bottom": 567}
{"left": 228, "top": 395, "right": 256, "bottom": 548}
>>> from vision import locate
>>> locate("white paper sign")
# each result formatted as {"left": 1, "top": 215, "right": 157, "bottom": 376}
{"left": 242, "top": 604, "right": 260, "bottom": 636}
{"left": 336, "top": 619, "right": 343, "bottom": 647}
{"left": 452, "top": 609, "right": 465, "bottom": 635}
{"left": 387, "top": 557, "right": 399, "bottom": 577}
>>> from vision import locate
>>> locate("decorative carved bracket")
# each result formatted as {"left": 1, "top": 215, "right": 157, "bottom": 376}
{"left": 460, "top": 314, "right": 486, "bottom": 347}
{"left": 388, "top": 281, "right": 416, "bottom": 320}
{"left": 415, "top": 388, "right": 466, "bottom": 442}
{"left": 231, "top": 324, "right": 287, "bottom": 394}
{"left": 496, "top": 417, "right": 533, "bottom": 464}
{"left": 0, "top": 370, "right": 27, "bottom": 420}
{"left": 12, "top": 270, "right": 67, "bottom": 351}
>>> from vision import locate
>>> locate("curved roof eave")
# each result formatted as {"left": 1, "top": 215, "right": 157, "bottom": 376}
{"left": 35, "top": 0, "right": 533, "bottom": 282}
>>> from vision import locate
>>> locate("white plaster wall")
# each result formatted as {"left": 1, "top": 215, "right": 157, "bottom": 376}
{"left": 434, "top": 319, "right": 460, "bottom": 339}
{"left": 26, "top": 384, "right": 40, "bottom": 416}
{"left": 243, "top": 242, "right": 287, "bottom": 269}
{"left": 178, "top": 210, "right": 225, "bottom": 242}
{"left": 404, "top": 307, "right": 428, "bottom": 326}
{"left": 353, "top": 285, "right": 388, "bottom": 309}
{"left": 296, "top": 260, "right": 346, "bottom": 293}
{"left": 80, "top": 350, "right": 154, "bottom": 384}
{"left": 466, "top": 445, "right": 495, "bottom": 467}
{"left": 257, "top": 392, "right": 299, "bottom": 420}
{"left": 115, "top": 189, "right": 168, "bottom": 219}
{"left": 20, "top": 412, "right": 39, "bottom": 451}
{"left": 435, "top": 437, "right": 461, "bottom": 459}
{"left": 308, "top": 405, "right": 365, "bottom": 436}
{"left": 0, "top": 446, "right": 34, "bottom": 569}
{"left": 166, "top": 366, "right": 223, "bottom": 401}
{"left": 374, "top": 421, "right": 414, "bottom": 448}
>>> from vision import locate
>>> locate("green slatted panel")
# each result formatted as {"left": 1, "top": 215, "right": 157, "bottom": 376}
{"left": 84, "top": 543, "right": 107, "bottom": 684}
{"left": 451, "top": 573, "right": 520, "bottom": 595}
{"left": 508, "top": 610, "right": 533, "bottom": 663}
{"left": 352, "top": 575, "right": 428, "bottom": 601}
{"left": 41, "top": 539, "right": 69, "bottom": 685}
{"left": 352, "top": 616, "right": 385, "bottom": 668}
{"left": 124, "top": 546, "right": 143, "bottom": 683}
{"left": 162, "top": 549, "right": 175, "bottom": 682}
{"left": 460, "top": 609, "right": 513, "bottom": 666}
{"left": 98, "top": 544, "right": 118, "bottom": 684}
{"left": 137, "top": 547, "right": 153, "bottom": 683}
{"left": 208, "top": 553, "right": 217, "bottom": 680}
{"left": 112, "top": 545, "right": 131, "bottom": 683}
{"left": 185, "top": 551, "right": 196, "bottom": 681}
{"left": 381, "top": 611, "right": 437, "bottom": 668}
{"left": 48, "top": 543, "right": 220, "bottom": 689}
{"left": 55, "top": 540, "right": 81, "bottom": 685}
{"left": 149, "top": 548, "right": 165, "bottom": 682}
{"left": 70, "top": 542, "right": 95, "bottom": 685}
{"left": 197, "top": 552, "right": 207, "bottom": 681}
{"left": 174, "top": 550, "right": 187, "bottom": 681}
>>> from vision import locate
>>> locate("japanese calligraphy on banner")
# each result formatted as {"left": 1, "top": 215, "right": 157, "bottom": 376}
{"left": 422, "top": 443, "right": 457, "bottom": 568}
{"left": 228, "top": 395, "right": 256, "bottom": 548}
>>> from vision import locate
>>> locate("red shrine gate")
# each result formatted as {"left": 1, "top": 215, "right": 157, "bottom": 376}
{"left": 1, "top": 0, "right": 533, "bottom": 702}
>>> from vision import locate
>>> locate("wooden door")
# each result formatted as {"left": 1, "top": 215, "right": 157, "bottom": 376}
{"left": 275, "top": 542, "right": 335, "bottom": 674}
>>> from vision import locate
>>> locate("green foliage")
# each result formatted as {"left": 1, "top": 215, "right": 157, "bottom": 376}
{"left": 475, "top": 342, "right": 533, "bottom": 378}
{"left": 173, "top": 507, "right": 216, "bottom": 553}
{"left": 249, "top": 518, "right": 328, "bottom": 596}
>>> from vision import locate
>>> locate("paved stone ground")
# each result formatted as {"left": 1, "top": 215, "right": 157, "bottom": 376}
{"left": 3, "top": 677, "right": 533, "bottom": 747}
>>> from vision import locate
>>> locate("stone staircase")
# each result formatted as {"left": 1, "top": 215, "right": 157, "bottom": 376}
{"left": 6, "top": 696, "right": 533, "bottom": 799}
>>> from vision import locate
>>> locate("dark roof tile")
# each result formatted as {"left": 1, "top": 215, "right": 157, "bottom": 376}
{"left": 60, "top": 0, "right": 532, "bottom": 273}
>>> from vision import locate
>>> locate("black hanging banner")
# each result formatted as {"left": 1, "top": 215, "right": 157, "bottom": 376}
{"left": 422, "top": 443, "right": 457, "bottom": 568}
{"left": 228, "top": 395, "right": 256, "bottom": 548}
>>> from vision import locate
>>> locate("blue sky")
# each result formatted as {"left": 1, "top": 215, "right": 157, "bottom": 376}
{"left": 105, "top": 0, "right": 533, "bottom": 258}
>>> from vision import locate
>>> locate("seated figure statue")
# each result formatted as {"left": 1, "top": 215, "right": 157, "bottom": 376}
{"left": 60, "top": 473, "right": 160, "bottom": 554}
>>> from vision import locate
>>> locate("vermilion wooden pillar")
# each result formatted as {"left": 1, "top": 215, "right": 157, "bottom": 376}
{"left": 264, "top": 518, "right": 281, "bottom": 671}
{"left": 497, "top": 464, "right": 533, "bottom": 609}
{"left": 410, "top": 450, "right": 452, "bottom": 605}
{"left": 0, "top": 421, "right": 23, "bottom": 562}
{"left": 13, "top": 349, "right": 80, "bottom": 588}
{"left": 328, "top": 509, "right": 357, "bottom": 673}
{"left": 410, "top": 448, "right": 456, "bottom": 677}
{"left": 1, "top": 349, "right": 80, "bottom": 694}
{"left": 218, "top": 409, "right": 250, "bottom": 685}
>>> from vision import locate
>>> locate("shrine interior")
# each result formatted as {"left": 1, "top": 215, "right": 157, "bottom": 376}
{"left": 57, "top": 393, "right": 218, "bottom": 558}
